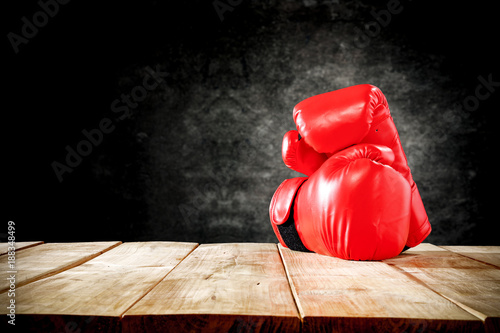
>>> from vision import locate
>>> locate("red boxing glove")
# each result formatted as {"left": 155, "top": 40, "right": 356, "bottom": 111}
{"left": 270, "top": 144, "right": 412, "bottom": 260}
{"left": 292, "top": 84, "right": 430, "bottom": 247}
{"left": 282, "top": 130, "right": 327, "bottom": 176}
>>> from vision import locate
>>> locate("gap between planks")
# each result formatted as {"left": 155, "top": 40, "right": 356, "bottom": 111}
{"left": 384, "top": 244, "right": 498, "bottom": 326}
{"left": 384, "top": 258, "right": 488, "bottom": 322}
{"left": 278, "top": 242, "right": 491, "bottom": 332}
{"left": 0, "top": 241, "right": 122, "bottom": 293}
{"left": 118, "top": 243, "right": 201, "bottom": 319}
{"left": 0, "top": 241, "right": 202, "bottom": 332}
{"left": 120, "top": 243, "right": 302, "bottom": 333}
{"left": 5, "top": 242, "right": 498, "bottom": 332}
{"left": 0, "top": 241, "right": 44, "bottom": 255}
{"left": 277, "top": 243, "right": 305, "bottom": 322}
{"left": 439, "top": 245, "right": 500, "bottom": 269}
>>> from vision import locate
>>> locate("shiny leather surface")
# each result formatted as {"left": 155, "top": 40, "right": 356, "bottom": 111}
{"left": 282, "top": 130, "right": 327, "bottom": 176}
{"left": 271, "top": 144, "right": 412, "bottom": 260}
{"left": 285, "top": 84, "right": 430, "bottom": 248}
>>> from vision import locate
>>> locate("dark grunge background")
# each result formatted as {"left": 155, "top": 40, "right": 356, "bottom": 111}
{"left": 4, "top": 0, "right": 499, "bottom": 245}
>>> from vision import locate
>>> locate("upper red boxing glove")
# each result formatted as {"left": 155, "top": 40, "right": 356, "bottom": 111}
{"left": 282, "top": 130, "right": 327, "bottom": 176}
{"left": 284, "top": 84, "right": 430, "bottom": 247}
{"left": 270, "top": 143, "right": 412, "bottom": 260}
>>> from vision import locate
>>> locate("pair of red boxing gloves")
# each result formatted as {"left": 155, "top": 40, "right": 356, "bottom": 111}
{"left": 269, "top": 84, "right": 431, "bottom": 260}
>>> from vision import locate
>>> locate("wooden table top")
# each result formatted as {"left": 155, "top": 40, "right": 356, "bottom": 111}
{"left": 0, "top": 241, "right": 498, "bottom": 332}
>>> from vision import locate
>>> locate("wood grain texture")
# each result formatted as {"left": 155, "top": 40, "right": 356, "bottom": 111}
{"left": 0, "top": 242, "right": 198, "bottom": 332}
{"left": 279, "top": 244, "right": 483, "bottom": 333}
{"left": 0, "top": 241, "right": 121, "bottom": 293}
{"left": 441, "top": 245, "right": 500, "bottom": 268}
{"left": 385, "top": 243, "right": 500, "bottom": 333}
{"left": 122, "top": 243, "right": 301, "bottom": 333}
{"left": 0, "top": 241, "right": 44, "bottom": 255}
{"left": 2, "top": 242, "right": 498, "bottom": 332}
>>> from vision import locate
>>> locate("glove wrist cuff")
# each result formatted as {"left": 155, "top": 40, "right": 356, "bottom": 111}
{"left": 276, "top": 191, "right": 311, "bottom": 253}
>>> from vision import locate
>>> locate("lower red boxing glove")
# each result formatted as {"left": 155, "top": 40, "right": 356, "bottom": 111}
{"left": 270, "top": 143, "right": 412, "bottom": 260}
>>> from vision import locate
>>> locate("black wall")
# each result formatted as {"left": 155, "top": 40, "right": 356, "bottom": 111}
{"left": 5, "top": 0, "right": 498, "bottom": 245}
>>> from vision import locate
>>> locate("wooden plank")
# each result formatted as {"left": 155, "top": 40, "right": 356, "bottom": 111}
{"left": 441, "top": 245, "right": 500, "bottom": 268}
{"left": 385, "top": 243, "right": 500, "bottom": 333}
{"left": 279, "top": 244, "right": 483, "bottom": 333}
{"left": 122, "top": 243, "right": 301, "bottom": 333}
{"left": 0, "top": 241, "right": 198, "bottom": 332}
{"left": 0, "top": 241, "right": 44, "bottom": 255}
{"left": 0, "top": 241, "right": 121, "bottom": 293}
